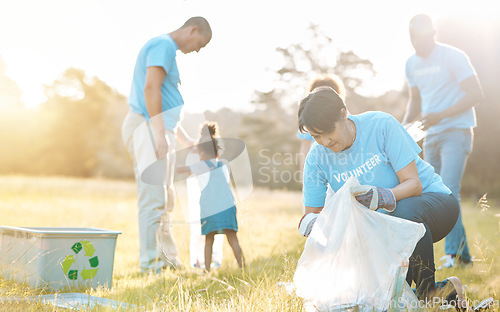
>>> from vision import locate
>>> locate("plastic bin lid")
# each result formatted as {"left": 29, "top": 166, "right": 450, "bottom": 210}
{"left": 0, "top": 226, "right": 121, "bottom": 237}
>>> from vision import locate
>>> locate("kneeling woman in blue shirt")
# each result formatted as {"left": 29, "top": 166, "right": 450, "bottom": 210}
{"left": 297, "top": 87, "right": 465, "bottom": 305}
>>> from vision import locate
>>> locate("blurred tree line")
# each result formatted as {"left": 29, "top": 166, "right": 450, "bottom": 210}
{"left": 237, "top": 24, "right": 408, "bottom": 192}
{"left": 1, "top": 20, "right": 498, "bottom": 198}
{"left": 0, "top": 65, "right": 130, "bottom": 177}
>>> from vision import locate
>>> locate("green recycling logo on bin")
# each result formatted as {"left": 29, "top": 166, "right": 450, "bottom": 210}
{"left": 61, "top": 241, "right": 99, "bottom": 280}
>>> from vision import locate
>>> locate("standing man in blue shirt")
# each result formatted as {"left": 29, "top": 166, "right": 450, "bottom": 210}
{"left": 122, "top": 17, "right": 212, "bottom": 273}
{"left": 403, "top": 14, "right": 484, "bottom": 268}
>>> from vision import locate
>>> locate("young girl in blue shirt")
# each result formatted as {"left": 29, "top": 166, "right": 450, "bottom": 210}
{"left": 178, "top": 122, "right": 244, "bottom": 272}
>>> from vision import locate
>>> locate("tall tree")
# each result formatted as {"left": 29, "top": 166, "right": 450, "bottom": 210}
{"left": 271, "top": 23, "right": 377, "bottom": 112}
{"left": 39, "top": 68, "right": 129, "bottom": 177}
{"left": 240, "top": 89, "right": 300, "bottom": 189}
{"left": 239, "top": 24, "right": 385, "bottom": 189}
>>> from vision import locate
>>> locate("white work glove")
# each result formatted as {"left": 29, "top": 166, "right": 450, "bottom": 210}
{"left": 298, "top": 213, "right": 319, "bottom": 237}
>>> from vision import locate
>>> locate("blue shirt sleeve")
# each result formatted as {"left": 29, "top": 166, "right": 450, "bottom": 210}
{"left": 146, "top": 39, "right": 176, "bottom": 74}
{"left": 383, "top": 116, "right": 422, "bottom": 173}
{"left": 445, "top": 48, "right": 476, "bottom": 82}
{"left": 302, "top": 149, "right": 329, "bottom": 207}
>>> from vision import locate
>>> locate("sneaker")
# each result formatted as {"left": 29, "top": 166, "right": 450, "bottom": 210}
{"left": 458, "top": 255, "right": 474, "bottom": 267}
{"left": 211, "top": 261, "right": 221, "bottom": 269}
{"left": 140, "top": 266, "right": 165, "bottom": 274}
{"left": 165, "top": 257, "right": 184, "bottom": 270}
{"left": 140, "top": 257, "right": 184, "bottom": 274}
{"left": 438, "top": 255, "right": 455, "bottom": 269}
{"left": 435, "top": 277, "right": 467, "bottom": 311}
{"left": 438, "top": 255, "right": 474, "bottom": 270}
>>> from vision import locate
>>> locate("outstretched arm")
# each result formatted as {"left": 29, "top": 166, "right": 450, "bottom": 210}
{"left": 403, "top": 86, "right": 422, "bottom": 124}
{"left": 421, "top": 75, "right": 484, "bottom": 129}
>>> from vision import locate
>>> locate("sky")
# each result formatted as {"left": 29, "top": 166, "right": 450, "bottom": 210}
{"left": 0, "top": 0, "right": 497, "bottom": 113}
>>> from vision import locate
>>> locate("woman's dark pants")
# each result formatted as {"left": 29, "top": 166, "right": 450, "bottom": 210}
{"left": 387, "top": 192, "right": 459, "bottom": 298}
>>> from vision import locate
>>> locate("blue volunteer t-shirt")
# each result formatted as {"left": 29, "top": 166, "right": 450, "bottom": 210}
{"left": 303, "top": 111, "right": 451, "bottom": 207}
{"left": 129, "top": 34, "right": 183, "bottom": 131}
{"left": 406, "top": 43, "right": 477, "bottom": 136}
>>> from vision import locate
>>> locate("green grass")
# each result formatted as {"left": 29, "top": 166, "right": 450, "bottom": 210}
{"left": 0, "top": 176, "right": 498, "bottom": 311}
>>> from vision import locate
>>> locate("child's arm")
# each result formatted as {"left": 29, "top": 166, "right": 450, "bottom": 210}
{"left": 176, "top": 161, "right": 209, "bottom": 176}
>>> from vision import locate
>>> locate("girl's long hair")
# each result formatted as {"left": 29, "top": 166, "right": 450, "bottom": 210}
{"left": 198, "top": 122, "right": 220, "bottom": 158}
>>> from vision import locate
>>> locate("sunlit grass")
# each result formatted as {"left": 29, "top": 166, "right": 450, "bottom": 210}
{"left": 433, "top": 195, "right": 500, "bottom": 303}
{"left": 0, "top": 175, "right": 498, "bottom": 310}
{"left": 0, "top": 176, "right": 305, "bottom": 310}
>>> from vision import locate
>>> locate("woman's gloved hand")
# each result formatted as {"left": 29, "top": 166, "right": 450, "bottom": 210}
{"left": 355, "top": 186, "right": 396, "bottom": 212}
{"left": 298, "top": 213, "right": 319, "bottom": 237}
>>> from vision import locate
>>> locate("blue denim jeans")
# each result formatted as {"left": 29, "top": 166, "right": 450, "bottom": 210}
{"left": 423, "top": 128, "right": 472, "bottom": 262}
{"left": 385, "top": 192, "right": 459, "bottom": 298}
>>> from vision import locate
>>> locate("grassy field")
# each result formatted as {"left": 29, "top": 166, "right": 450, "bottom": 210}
{"left": 0, "top": 176, "right": 498, "bottom": 311}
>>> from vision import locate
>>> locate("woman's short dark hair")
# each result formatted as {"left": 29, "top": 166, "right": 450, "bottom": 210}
{"left": 298, "top": 87, "right": 346, "bottom": 135}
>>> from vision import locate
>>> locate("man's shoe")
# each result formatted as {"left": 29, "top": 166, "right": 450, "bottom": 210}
{"left": 140, "top": 258, "right": 184, "bottom": 274}
{"left": 438, "top": 255, "right": 455, "bottom": 269}
{"left": 438, "top": 255, "right": 473, "bottom": 270}
{"left": 457, "top": 255, "right": 474, "bottom": 267}
{"left": 165, "top": 257, "right": 184, "bottom": 270}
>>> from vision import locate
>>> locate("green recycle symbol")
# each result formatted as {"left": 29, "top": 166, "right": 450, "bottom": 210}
{"left": 61, "top": 241, "right": 99, "bottom": 280}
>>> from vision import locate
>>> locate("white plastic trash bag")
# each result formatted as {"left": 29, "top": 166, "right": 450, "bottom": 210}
{"left": 294, "top": 176, "right": 426, "bottom": 312}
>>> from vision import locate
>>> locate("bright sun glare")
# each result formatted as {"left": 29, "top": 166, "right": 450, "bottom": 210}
{"left": 0, "top": 0, "right": 498, "bottom": 111}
